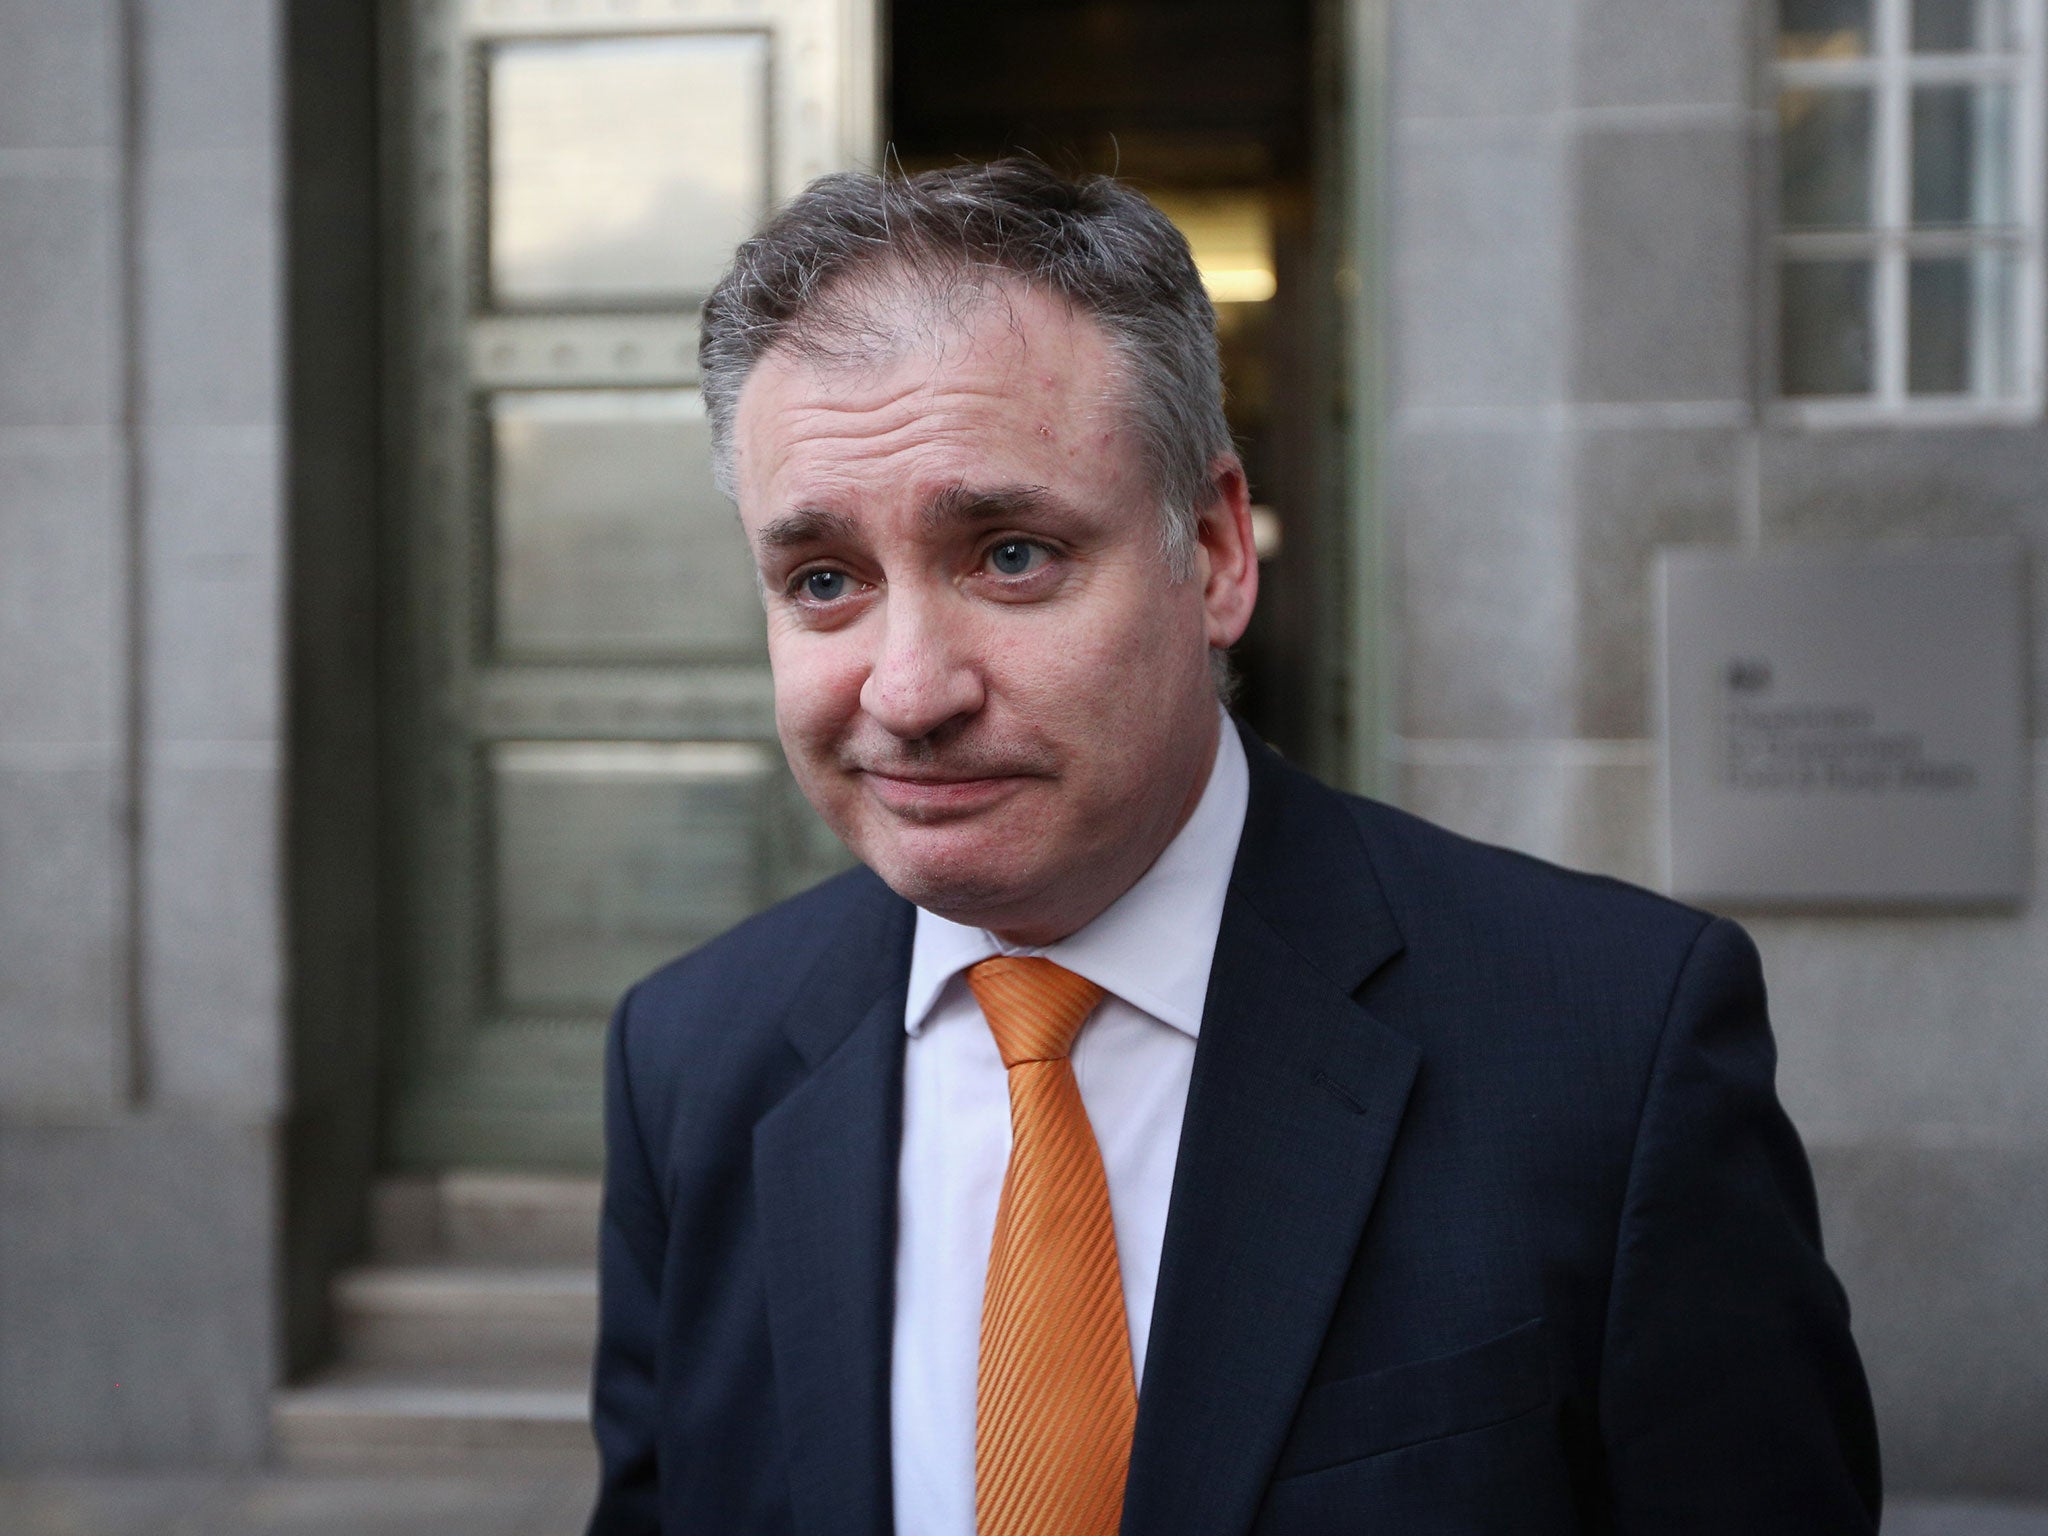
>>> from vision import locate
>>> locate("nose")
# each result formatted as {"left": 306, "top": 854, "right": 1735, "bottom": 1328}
{"left": 858, "top": 587, "right": 984, "bottom": 742}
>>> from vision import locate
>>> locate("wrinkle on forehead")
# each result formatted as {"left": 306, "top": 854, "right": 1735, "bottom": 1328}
{"left": 759, "top": 268, "right": 1133, "bottom": 420}
{"left": 733, "top": 279, "right": 1139, "bottom": 501}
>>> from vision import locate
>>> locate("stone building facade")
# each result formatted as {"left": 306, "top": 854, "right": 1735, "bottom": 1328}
{"left": 0, "top": 0, "right": 2041, "bottom": 1499}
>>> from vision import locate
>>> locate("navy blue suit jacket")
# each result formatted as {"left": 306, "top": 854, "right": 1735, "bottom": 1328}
{"left": 587, "top": 727, "right": 1881, "bottom": 1534}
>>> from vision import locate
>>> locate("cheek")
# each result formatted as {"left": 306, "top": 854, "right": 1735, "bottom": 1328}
{"left": 769, "top": 632, "right": 866, "bottom": 755}
{"left": 994, "top": 583, "right": 1207, "bottom": 743}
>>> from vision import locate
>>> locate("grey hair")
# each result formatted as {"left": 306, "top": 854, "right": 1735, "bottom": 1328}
{"left": 699, "top": 158, "right": 1235, "bottom": 578}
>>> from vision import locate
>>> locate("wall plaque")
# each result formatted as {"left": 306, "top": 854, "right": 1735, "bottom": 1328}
{"left": 1657, "top": 542, "right": 2029, "bottom": 905}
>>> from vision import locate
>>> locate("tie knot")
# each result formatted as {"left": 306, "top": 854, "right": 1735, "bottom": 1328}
{"left": 967, "top": 956, "right": 1105, "bottom": 1067}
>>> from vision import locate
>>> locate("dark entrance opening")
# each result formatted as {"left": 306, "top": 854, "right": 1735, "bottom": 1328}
{"left": 888, "top": 0, "right": 1328, "bottom": 763}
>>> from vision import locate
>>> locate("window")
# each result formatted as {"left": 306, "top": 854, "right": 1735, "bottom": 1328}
{"left": 1774, "top": 0, "right": 2044, "bottom": 418}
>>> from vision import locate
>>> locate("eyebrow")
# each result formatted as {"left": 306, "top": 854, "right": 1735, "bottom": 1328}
{"left": 918, "top": 482, "right": 1070, "bottom": 534}
{"left": 755, "top": 506, "right": 861, "bottom": 553}
{"left": 756, "top": 484, "right": 1078, "bottom": 554}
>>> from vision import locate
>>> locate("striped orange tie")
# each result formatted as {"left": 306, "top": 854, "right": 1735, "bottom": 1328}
{"left": 968, "top": 956, "right": 1135, "bottom": 1536}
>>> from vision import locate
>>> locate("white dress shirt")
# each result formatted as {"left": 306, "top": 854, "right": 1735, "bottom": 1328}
{"left": 889, "top": 712, "right": 1250, "bottom": 1536}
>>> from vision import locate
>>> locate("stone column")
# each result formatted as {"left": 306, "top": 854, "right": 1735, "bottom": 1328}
{"left": 0, "top": 0, "right": 284, "bottom": 1467}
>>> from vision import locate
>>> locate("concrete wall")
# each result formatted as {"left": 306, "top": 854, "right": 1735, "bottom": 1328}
{"left": 0, "top": 0, "right": 284, "bottom": 1466}
{"left": 1383, "top": 0, "right": 2047, "bottom": 1497}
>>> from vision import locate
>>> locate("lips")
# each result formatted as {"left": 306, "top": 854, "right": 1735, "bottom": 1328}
{"left": 857, "top": 767, "right": 1036, "bottom": 820}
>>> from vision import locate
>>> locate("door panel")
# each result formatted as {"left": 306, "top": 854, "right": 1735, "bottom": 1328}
{"left": 489, "top": 740, "right": 779, "bottom": 1013}
{"left": 387, "top": 0, "right": 878, "bottom": 1170}
{"left": 485, "top": 32, "right": 771, "bottom": 307}
{"left": 488, "top": 389, "right": 761, "bottom": 659}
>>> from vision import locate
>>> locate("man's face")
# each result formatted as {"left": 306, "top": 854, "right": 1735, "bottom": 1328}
{"left": 732, "top": 279, "right": 1256, "bottom": 943}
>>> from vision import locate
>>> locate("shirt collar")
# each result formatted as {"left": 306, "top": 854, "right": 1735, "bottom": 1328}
{"left": 904, "top": 709, "right": 1250, "bottom": 1041}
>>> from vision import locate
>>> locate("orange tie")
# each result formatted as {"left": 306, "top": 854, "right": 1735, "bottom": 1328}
{"left": 968, "top": 956, "right": 1136, "bottom": 1536}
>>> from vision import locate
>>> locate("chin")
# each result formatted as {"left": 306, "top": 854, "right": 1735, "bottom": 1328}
{"left": 857, "top": 828, "right": 1048, "bottom": 928}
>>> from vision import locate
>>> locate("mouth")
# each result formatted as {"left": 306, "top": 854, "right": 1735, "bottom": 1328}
{"left": 856, "top": 767, "right": 1038, "bottom": 821}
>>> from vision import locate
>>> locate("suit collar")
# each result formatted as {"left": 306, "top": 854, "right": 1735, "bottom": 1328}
{"left": 1121, "top": 727, "right": 1419, "bottom": 1536}
{"left": 1225, "top": 719, "right": 1406, "bottom": 994}
{"left": 777, "top": 867, "right": 916, "bottom": 1069}
{"left": 756, "top": 869, "right": 913, "bottom": 1536}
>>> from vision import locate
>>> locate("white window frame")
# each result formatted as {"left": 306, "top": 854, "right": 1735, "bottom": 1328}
{"left": 1771, "top": 0, "right": 2047, "bottom": 426}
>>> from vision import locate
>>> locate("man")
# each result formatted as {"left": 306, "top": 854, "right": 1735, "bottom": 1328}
{"left": 587, "top": 159, "right": 1880, "bottom": 1535}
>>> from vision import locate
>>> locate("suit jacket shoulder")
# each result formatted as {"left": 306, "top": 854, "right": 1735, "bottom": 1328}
{"left": 1342, "top": 787, "right": 1716, "bottom": 1020}
{"left": 1237, "top": 739, "right": 1717, "bottom": 1077}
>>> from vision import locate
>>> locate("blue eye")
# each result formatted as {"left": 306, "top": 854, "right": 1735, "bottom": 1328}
{"left": 801, "top": 569, "right": 848, "bottom": 602}
{"left": 989, "top": 541, "right": 1042, "bottom": 576}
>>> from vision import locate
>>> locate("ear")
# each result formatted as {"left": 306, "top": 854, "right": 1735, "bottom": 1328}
{"left": 1194, "top": 455, "right": 1259, "bottom": 649}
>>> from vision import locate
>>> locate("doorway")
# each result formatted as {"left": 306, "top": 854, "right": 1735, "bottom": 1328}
{"left": 890, "top": 0, "right": 1338, "bottom": 765}
{"left": 375, "top": 0, "right": 882, "bottom": 1175}
{"left": 369, "top": 0, "right": 1373, "bottom": 1178}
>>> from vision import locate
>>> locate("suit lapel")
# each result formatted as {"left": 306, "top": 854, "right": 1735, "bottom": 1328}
{"left": 753, "top": 876, "right": 913, "bottom": 1536}
{"left": 1120, "top": 734, "right": 1419, "bottom": 1536}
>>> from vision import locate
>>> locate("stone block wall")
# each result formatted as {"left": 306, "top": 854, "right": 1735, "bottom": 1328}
{"left": 1383, "top": 0, "right": 2047, "bottom": 1496}
{"left": 0, "top": 0, "right": 284, "bottom": 1467}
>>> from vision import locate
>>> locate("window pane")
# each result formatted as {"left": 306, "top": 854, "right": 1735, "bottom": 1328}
{"left": 1908, "top": 252, "right": 2021, "bottom": 395}
{"left": 1779, "top": 0, "right": 1874, "bottom": 58}
{"left": 1912, "top": 0, "right": 2016, "bottom": 51}
{"left": 1780, "top": 89, "right": 1876, "bottom": 229}
{"left": 1780, "top": 260, "right": 1875, "bottom": 396}
{"left": 1912, "top": 84, "right": 2015, "bottom": 227}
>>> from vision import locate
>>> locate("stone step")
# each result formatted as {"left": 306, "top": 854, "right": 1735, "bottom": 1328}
{"left": 372, "top": 1173, "right": 603, "bottom": 1264}
{"left": 332, "top": 1265, "right": 598, "bottom": 1372}
{"left": 274, "top": 1174, "right": 606, "bottom": 1471}
{"left": 272, "top": 1381, "right": 595, "bottom": 1474}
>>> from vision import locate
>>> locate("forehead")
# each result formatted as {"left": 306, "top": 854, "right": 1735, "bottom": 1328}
{"left": 730, "top": 279, "right": 1141, "bottom": 512}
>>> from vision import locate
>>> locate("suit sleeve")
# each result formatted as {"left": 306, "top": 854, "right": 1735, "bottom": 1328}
{"left": 1599, "top": 917, "right": 1882, "bottom": 1533}
{"left": 586, "top": 985, "right": 667, "bottom": 1536}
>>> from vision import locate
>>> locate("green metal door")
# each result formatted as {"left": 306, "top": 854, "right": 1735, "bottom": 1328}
{"left": 383, "top": 0, "right": 877, "bottom": 1170}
